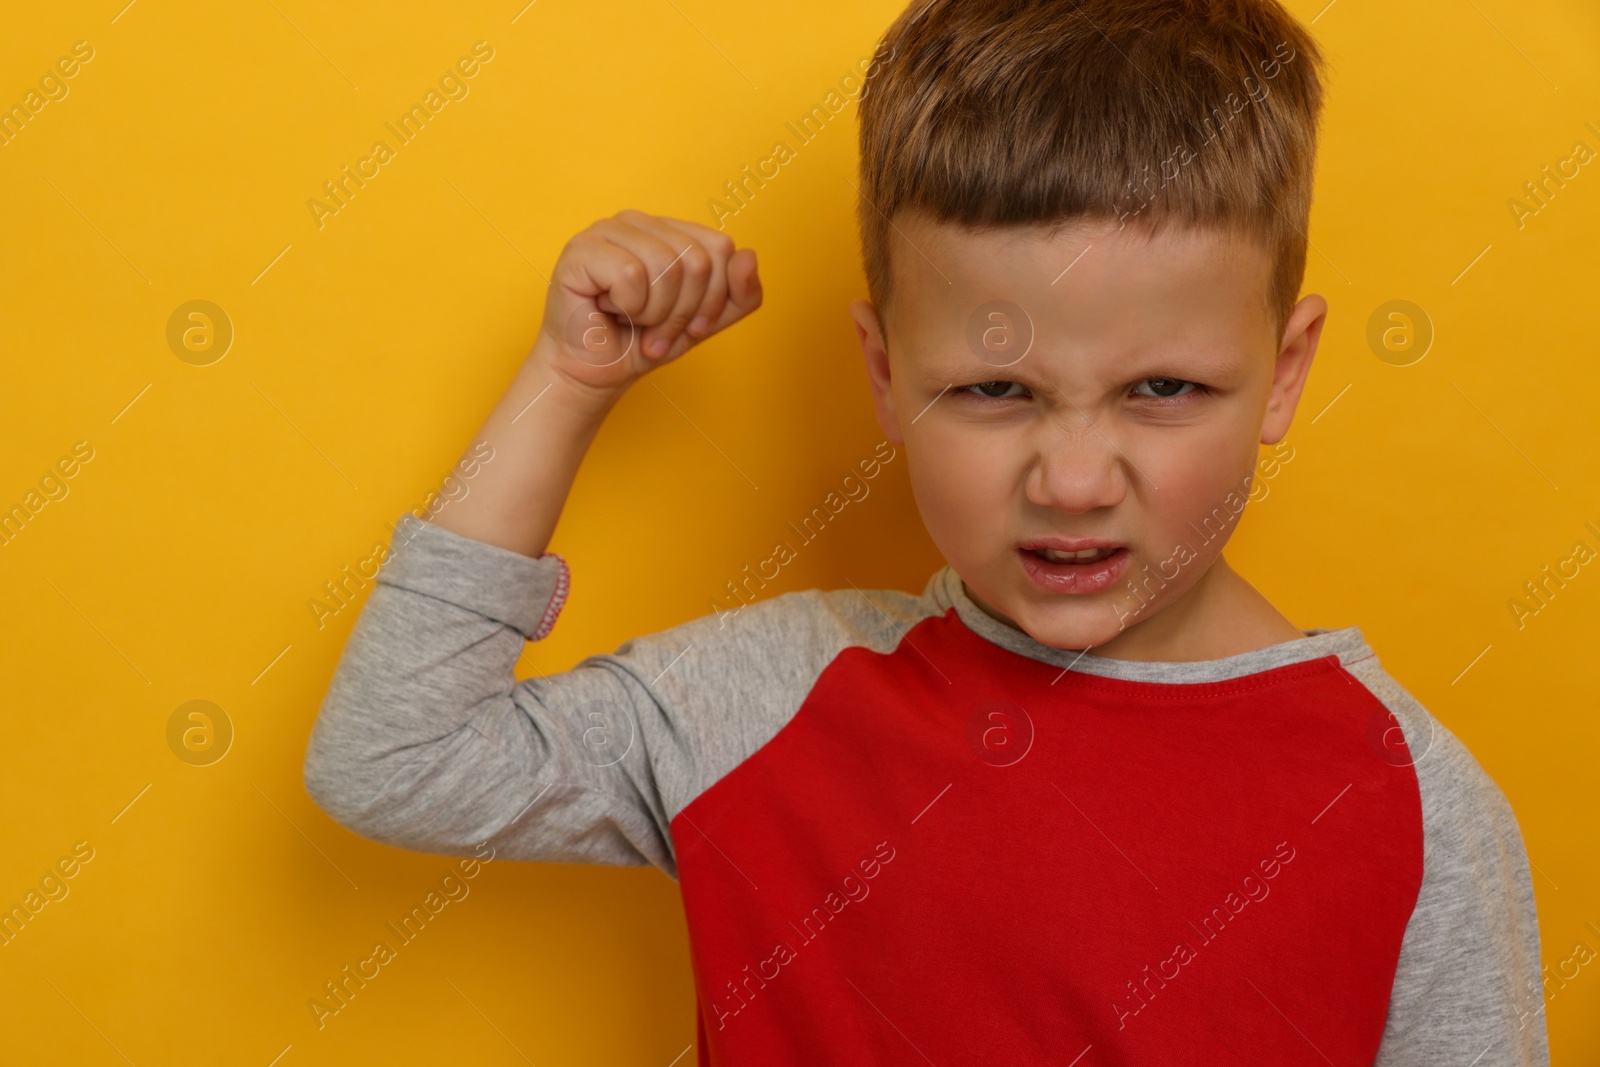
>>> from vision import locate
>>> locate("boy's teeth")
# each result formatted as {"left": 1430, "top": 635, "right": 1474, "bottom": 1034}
{"left": 1037, "top": 547, "right": 1116, "bottom": 563}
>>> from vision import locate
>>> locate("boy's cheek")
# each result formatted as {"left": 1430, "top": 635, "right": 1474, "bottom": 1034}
{"left": 906, "top": 454, "right": 1018, "bottom": 551}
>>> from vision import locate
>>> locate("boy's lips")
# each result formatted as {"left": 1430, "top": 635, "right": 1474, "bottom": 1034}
{"left": 1016, "top": 538, "right": 1130, "bottom": 594}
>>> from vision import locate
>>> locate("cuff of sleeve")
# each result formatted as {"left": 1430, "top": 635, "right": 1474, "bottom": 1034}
{"left": 377, "top": 513, "right": 570, "bottom": 641}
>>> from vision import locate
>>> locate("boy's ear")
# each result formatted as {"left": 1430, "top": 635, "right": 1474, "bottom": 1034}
{"left": 1261, "top": 293, "right": 1327, "bottom": 446}
{"left": 849, "top": 298, "right": 904, "bottom": 445}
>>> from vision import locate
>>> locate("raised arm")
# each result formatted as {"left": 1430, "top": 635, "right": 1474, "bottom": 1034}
{"left": 431, "top": 209, "right": 762, "bottom": 557}
{"left": 301, "top": 212, "right": 762, "bottom": 871}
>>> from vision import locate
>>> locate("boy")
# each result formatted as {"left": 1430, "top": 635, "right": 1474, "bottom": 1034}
{"left": 303, "top": 0, "right": 1549, "bottom": 1063}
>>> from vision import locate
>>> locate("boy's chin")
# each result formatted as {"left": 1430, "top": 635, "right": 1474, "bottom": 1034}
{"left": 1010, "top": 603, "right": 1132, "bottom": 654}
{"left": 973, "top": 587, "right": 1134, "bottom": 654}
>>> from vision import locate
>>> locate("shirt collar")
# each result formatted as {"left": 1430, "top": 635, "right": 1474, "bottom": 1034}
{"left": 923, "top": 565, "right": 1375, "bottom": 684}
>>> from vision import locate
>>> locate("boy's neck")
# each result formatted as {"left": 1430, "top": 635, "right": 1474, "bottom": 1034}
{"left": 965, "top": 556, "right": 1307, "bottom": 663}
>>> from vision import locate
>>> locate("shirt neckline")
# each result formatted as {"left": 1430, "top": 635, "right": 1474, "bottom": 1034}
{"left": 924, "top": 566, "right": 1375, "bottom": 685}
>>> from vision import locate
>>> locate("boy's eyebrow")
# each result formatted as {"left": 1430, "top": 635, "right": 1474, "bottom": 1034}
{"left": 909, "top": 343, "right": 1253, "bottom": 383}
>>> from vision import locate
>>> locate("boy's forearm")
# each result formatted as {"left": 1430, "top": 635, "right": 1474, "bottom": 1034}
{"left": 428, "top": 336, "right": 621, "bottom": 558}
{"left": 419, "top": 211, "right": 760, "bottom": 556}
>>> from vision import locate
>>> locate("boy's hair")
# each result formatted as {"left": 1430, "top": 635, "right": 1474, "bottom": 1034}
{"left": 857, "top": 0, "right": 1327, "bottom": 342}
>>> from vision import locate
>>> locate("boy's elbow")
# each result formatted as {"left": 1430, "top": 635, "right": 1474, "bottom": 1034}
{"left": 301, "top": 735, "right": 373, "bottom": 837}
{"left": 299, "top": 721, "right": 514, "bottom": 856}
{"left": 301, "top": 748, "right": 423, "bottom": 849}
{"left": 299, "top": 708, "right": 404, "bottom": 842}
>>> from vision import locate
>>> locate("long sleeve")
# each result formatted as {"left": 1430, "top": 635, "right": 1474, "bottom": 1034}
{"left": 300, "top": 513, "right": 930, "bottom": 879}
{"left": 1347, "top": 660, "right": 1551, "bottom": 1066}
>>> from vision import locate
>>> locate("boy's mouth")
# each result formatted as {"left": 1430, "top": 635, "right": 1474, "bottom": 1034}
{"left": 1033, "top": 546, "right": 1117, "bottom": 563}
{"left": 1016, "top": 539, "right": 1130, "bottom": 593}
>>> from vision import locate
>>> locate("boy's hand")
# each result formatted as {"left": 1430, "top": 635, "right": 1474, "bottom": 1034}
{"left": 431, "top": 211, "right": 759, "bottom": 557}
{"left": 538, "top": 210, "right": 762, "bottom": 397}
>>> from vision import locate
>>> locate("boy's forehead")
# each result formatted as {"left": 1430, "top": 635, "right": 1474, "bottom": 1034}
{"left": 882, "top": 212, "right": 1276, "bottom": 355}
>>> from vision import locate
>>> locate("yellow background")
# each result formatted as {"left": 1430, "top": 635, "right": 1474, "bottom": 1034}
{"left": 2, "top": 0, "right": 1597, "bottom": 1063}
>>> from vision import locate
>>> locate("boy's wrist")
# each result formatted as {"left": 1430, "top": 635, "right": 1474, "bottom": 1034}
{"left": 421, "top": 337, "right": 622, "bottom": 559}
{"left": 525, "top": 333, "right": 634, "bottom": 417}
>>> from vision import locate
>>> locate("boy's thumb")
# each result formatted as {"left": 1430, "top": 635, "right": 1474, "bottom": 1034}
{"left": 729, "top": 248, "right": 762, "bottom": 312}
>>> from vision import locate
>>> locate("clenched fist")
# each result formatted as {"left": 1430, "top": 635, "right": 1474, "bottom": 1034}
{"left": 538, "top": 209, "right": 763, "bottom": 394}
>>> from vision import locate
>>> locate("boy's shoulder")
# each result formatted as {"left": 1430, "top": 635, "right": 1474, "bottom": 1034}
{"left": 605, "top": 569, "right": 955, "bottom": 672}
{"left": 721, "top": 573, "right": 948, "bottom": 639}
{"left": 1338, "top": 647, "right": 1521, "bottom": 823}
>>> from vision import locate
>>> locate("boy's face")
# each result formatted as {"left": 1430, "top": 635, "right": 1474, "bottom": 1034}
{"left": 850, "top": 213, "right": 1326, "bottom": 656}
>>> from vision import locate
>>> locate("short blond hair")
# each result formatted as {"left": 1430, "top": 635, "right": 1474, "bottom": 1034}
{"left": 857, "top": 0, "right": 1328, "bottom": 339}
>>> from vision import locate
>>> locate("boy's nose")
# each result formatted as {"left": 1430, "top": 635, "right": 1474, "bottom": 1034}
{"left": 1022, "top": 413, "right": 1132, "bottom": 515}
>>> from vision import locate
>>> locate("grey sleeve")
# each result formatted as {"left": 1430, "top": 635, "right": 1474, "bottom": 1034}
{"left": 1348, "top": 660, "right": 1550, "bottom": 1067}
{"left": 301, "top": 513, "right": 927, "bottom": 880}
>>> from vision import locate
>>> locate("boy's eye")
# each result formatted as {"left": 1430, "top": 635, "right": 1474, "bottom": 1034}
{"left": 962, "top": 380, "right": 1028, "bottom": 399}
{"left": 1133, "top": 377, "right": 1198, "bottom": 399}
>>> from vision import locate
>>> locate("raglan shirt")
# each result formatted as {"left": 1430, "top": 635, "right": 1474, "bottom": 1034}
{"left": 302, "top": 514, "right": 1550, "bottom": 1067}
